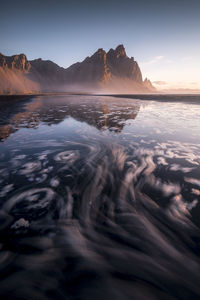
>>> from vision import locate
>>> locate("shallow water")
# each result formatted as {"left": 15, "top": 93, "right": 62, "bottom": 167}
{"left": 0, "top": 94, "right": 200, "bottom": 299}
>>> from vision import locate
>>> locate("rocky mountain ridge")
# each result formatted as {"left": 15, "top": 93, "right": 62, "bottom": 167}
{"left": 0, "top": 45, "right": 155, "bottom": 94}
{"left": 0, "top": 53, "right": 31, "bottom": 72}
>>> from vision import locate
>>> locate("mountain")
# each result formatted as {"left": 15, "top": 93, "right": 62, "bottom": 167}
{"left": 0, "top": 53, "right": 39, "bottom": 94}
{"left": 64, "top": 45, "right": 155, "bottom": 92}
{"left": 0, "top": 45, "right": 155, "bottom": 94}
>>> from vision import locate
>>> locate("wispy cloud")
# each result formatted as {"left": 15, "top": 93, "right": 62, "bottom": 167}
{"left": 182, "top": 56, "right": 192, "bottom": 61}
{"left": 141, "top": 56, "right": 164, "bottom": 66}
{"left": 153, "top": 81, "right": 168, "bottom": 85}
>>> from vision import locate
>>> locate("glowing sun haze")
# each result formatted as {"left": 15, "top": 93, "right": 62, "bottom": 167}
{"left": 1, "top": 0, "right": 200, "bottom": 91}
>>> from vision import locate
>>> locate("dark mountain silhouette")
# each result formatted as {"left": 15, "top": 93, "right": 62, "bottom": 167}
{"left": 0, "top": 45, "right": 155, "bottom": 94}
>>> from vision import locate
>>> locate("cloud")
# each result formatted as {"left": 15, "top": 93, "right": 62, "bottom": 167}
{"left": 182, "top": 56, "right": 192, "bottom": 61}
{"left": 142, "top": 56, "right": 164, "bottom": 65}
{"left": 153, "top": 81, "right": 168, "bottom": 85}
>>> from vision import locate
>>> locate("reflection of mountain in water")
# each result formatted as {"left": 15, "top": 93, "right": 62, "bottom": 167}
{"left": 0, "top": 96, "right": 41, "bottom": 141}
{"left": 0, "top": 95, "right": 140, "bottom": 140}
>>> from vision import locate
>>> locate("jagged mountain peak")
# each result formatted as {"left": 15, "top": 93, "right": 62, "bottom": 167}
{"left": 0, "top": 52, "right": 30, "bottom": 72}
{"left": 96, "top": 48, "right": 106, "bottom": 53}
{"left": 143, "top": 77, "right": 156, "bottom": 91}
{"left": 91, "top": 48, "right": 107, "bottom": 61}
{"left": 14, "top": 53, "right": 27, "bottom": 58}
{"left": 114, "top": 44, "right": 127, "bottom": 57}
{"left": 0, "top": 46, "right": 156, "bottom": 94}
{"left": 107, "top": 44, "right": 127, "bottom": 58}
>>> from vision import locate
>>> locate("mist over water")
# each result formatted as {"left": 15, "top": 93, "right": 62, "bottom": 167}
{"left": 0, "top": 95, "right": 200, "bottom": 299}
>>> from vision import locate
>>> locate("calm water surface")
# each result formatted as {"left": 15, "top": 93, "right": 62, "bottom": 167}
{"left": 0, "top": 95, "right": 200, "bottom": 299}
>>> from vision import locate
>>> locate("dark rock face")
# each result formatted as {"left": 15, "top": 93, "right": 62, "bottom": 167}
{"left": 65, "top": 45, "right": 143, "bottom": 86}
{"left": 0, "top": 53, "right": 39, "bottom": 94}
{"left": 0, "top": 53, "right": 31, "bottom": 72}
{"left": 29, "top": 59, "right": 66, "bottom": 89}
{"left": 30, "top": 59, "right": 65, "bottom": 80}
{"left": 107, "top": 45, "right": 143, "bottom": 82}
{"left": 0, "top": 45, "right": 156, "bottom": 94}
{"left": 65, "top": 48, "right": 111, "bottom": 84}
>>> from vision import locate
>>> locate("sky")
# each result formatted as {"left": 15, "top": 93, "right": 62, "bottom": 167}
{"left": 1, "top": 0, "right": 200, "bottom": 90}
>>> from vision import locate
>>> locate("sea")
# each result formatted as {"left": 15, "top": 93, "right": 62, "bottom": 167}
{"left": 0, "top": 94, "right": 200, "bottom": 300}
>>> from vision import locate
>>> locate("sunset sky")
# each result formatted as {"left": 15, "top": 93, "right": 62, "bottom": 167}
{"left": 1, "top": 0, "right": 200, "bottom": 90}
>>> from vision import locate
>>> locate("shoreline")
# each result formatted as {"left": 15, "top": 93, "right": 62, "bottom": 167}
{"left": 0, "top": 92, "right": 92, "bottom": 101}
{"left": 0, "top": 92, "right": 200, "bottom": 104}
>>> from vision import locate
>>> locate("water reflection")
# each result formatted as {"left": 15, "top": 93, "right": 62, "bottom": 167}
{"left": 0, "top": 95, "right": 200, "bottom": 300}
{"left": 0, "top": 95, "right": 141, "bottom": 141}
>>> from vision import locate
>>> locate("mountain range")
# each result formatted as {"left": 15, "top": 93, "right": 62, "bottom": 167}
{"left": 0, "top": 45, "right": 155, "bottom": 94}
